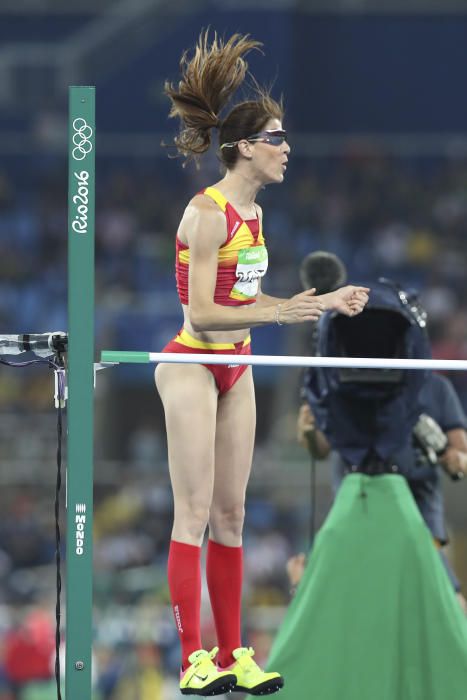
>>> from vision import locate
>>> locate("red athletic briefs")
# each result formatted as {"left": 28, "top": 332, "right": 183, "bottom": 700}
{"left": 162, "top": 328, "right": 251, "bottom": 396}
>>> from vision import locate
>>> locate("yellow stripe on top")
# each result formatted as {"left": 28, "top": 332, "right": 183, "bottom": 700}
{"left": 176, "top": 186, "right": 267, "bottom": 306}
{"left": 175, "top": 328, "right": 251, "bottom": 350}
{"left": 209, "top": 186, "right": 264, "bottom": 250}
{"left": 178, "top": 224, "right": 260, "bottom": 265}
{"left": 204, "top": 186, "right": 229, "bottom": 211}
{"left": 178, "top": 187, "right": 265, "bottom": 266}
{"left": 219, "top": 221, "right": 260, "bottom": 259}
{"left": 203, "top": 186, "right": 265, "bottom": 243}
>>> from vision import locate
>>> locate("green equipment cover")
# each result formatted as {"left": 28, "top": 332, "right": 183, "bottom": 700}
{"left": 261, "top": 474, "right": 467, "bottom": 700}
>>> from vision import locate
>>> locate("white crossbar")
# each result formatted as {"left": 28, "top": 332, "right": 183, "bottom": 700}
{"left": 148, "top": 353, "right": 467, "bottom": 370}
{"left": 100, "top": 350, "right": 467, "bottom": 371}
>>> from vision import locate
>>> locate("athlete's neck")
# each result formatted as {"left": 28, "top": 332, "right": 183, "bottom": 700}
{"left": 212, "top": 171, "right": 262, "bottom": 215}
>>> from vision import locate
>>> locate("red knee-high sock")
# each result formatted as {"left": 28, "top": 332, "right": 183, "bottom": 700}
{"left": 167, "top": 540, "right": 202, "bottom": 670}
{"left": 206, "top": 539, "right": 243, "bottom": 667}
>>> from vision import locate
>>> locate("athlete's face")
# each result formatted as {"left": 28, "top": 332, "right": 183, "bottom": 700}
{"left": 246, "top": 118, "right": 290, "bottom": 185}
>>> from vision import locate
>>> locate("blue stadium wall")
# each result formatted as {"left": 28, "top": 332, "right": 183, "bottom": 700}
{"left": 91, "top": 12, "right": 467, "bottom": 135}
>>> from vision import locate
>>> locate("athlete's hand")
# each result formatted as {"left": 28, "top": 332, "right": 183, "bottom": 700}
{"left": 279, "top": 288, "right": 325, "bottom": 324}
{"left": 320, "top": 285, "right": 370, "bottom": 317}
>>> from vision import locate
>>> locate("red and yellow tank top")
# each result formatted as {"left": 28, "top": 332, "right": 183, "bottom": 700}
{"left": 175, "top": 186, "right": 268, "bottom": 306}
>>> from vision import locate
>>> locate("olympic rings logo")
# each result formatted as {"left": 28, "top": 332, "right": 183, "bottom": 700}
{"left": 72, "top": 118, "right": 93, "bottom": 161}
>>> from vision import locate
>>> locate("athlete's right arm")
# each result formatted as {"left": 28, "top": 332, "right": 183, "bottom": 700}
{"left": 182, "top": 199, "right": 324, "bottom": 332}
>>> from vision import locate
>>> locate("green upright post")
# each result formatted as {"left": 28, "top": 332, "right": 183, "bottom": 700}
{"left": 66, "top": 86, "right": 95, "bottom": 700}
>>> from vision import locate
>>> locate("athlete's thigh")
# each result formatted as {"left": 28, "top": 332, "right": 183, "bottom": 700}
{"left": 156, "top": 362, "right": 218, "bottom": 501}
{"left": 212, "top": 367, "right": 256, "bottom": 506}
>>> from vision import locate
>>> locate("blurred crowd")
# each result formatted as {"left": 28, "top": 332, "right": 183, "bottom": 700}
{"left": 1, "top": 146, "right": 467, "bottom": 696}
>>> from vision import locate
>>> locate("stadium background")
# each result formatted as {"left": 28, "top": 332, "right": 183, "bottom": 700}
{"left": 0, "top": 1, "right": 466, "bottom": 697}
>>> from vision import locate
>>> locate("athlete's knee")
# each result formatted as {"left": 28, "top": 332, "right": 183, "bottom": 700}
{"left": 209, "top": 503, "right": 246, "bottom": 540}
{"left": 174, "top": 501, "right": 211, "bottom": 541}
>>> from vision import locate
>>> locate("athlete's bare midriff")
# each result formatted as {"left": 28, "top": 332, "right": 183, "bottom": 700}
{"left": 181, "top": 304, "right": 251, "bottom": 344}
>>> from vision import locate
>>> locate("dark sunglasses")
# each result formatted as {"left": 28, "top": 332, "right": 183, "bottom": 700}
{"left": 220, "top": 129, "right": 287, "bottom": 150}
{"left": 247, "top": 129, "right": 288, "bottom": 146}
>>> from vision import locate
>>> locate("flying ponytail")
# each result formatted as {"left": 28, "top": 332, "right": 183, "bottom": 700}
{"left": 164, "top": 30, "right": 262, "bottom": 163}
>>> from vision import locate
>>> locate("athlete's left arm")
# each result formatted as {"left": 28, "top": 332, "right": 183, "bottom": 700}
{"left": 439, "top": 428, "right": 467, "bottom": 478}
{"left": 255, "top": 206, "right": 369, "bottom": 314}
{"left": 256, "top": 280, "right": 288, "bottom": 306}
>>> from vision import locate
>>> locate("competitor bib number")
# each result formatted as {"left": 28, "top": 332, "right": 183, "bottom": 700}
{"left": 232, "top": 246, "right": 268, "bottom": 299}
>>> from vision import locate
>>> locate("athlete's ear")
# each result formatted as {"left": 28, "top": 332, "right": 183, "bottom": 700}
{"left": 237, "top": 139, "right": 253, "bottom": 160}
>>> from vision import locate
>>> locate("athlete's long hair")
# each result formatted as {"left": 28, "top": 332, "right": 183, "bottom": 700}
{"left": 164, "top": 30, "right": 283, "bottom": 167}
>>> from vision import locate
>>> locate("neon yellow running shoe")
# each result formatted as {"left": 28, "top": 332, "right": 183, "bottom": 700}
{"left": 223, "top": 647, "right": 284, "bottom": 695}
{"left": 180, "top": 647, "right": 236, "bottom": 696}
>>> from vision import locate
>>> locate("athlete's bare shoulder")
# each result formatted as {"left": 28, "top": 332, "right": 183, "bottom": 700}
{"left": 178, "top": 193, "right": 226, "bottom": 247}
{"left": 186, "top": 192, "right": 225, "bottom": 216}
